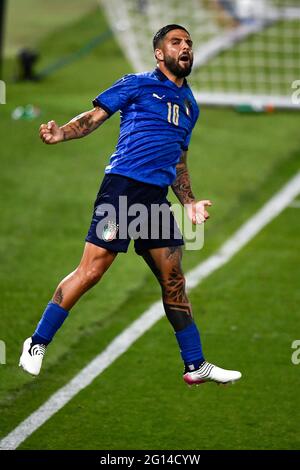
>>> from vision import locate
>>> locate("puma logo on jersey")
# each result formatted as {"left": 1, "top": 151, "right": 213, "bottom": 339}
{"left": 152, "top": 93, "right": 165, "bottom": 100}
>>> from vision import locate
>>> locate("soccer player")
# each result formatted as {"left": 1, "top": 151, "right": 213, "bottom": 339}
{"left": 19, "top": 24, "right": 241, "bottom": 386}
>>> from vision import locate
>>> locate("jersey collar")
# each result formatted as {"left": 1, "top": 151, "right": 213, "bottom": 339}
{"left": 154, "top": 68, "right": 188, "bottom": 88}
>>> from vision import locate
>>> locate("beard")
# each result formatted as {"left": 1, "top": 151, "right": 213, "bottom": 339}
{"left": 164, "top": 54, "right": 193, "bottom": 78}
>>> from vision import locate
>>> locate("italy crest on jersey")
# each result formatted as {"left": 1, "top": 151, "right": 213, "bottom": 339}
{"left": 184, "top": 98, "right": 192, "bottom": 117}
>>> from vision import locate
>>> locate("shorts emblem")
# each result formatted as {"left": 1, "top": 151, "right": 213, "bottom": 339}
{"left": 102, "top": 221, "right": 119, "bottom": 241}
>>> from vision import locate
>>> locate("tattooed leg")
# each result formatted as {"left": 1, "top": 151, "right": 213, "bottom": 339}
{"left": 142, "top": 247, "right": 193, "bottom": 331}
{"left": 53, "top": 286, "right": 63, "bottom": 305}
{"left": 30, "top": 243, "right": 116, "bottom": 347}
{"left": 50, "top": 243, "right": 117, "bottom": 311}
{"left": 163, "top": 302, "right": 193, "bottom": 332}
{"left": 142, "top": 247, "right": 205, "bottom": 370}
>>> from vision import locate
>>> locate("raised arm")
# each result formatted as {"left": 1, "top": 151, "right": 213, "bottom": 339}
{"left": 39, "top": 106, "right": 109, "bottom": 145}
{"left": 172, "top": 150, "right": 212, "bottom": 224}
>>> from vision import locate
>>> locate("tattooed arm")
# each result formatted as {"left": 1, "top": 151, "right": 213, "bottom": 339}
{"left": 172, "top": 150, "right": 212, "bottom": 224}
{"left": 171, "top": 150, "right": 195, "bottom": 205}
{"left": 39, "top": 106, "right": 109, "bottom": 144}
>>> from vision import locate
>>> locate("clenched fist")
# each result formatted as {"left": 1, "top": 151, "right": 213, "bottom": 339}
{"left": 39, "top": 120, "right": 64, "bottom": 144}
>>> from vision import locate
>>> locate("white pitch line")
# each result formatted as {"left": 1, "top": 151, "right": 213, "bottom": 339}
{"left": 1, "top": 172, "right": 300, "bottom": 451}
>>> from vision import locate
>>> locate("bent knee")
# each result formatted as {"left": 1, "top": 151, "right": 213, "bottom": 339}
{"left": 77, "top": 247, "right": 116, "bottom": 288}
{"left": 85, "top": 266, "right": 103, "bottom": 285}
{"left": 76, "top": 261, "right": 106, "bottom": 287}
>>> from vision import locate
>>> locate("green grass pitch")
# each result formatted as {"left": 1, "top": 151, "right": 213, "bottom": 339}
{"left": 0, "top": 5, "right": 300, "bottom": 450}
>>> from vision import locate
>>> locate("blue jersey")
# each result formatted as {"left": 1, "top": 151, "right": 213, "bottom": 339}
{"left": 93, "top": 68, "right": 200, "bottom": 188}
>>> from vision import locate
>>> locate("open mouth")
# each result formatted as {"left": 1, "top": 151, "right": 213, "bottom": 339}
{"left": 179, "top": 54, "right": 190, "bottom": 63}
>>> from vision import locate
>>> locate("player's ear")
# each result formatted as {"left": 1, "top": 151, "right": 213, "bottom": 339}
{"left": 155, "top": 48, "right": 164, "bottom": 62}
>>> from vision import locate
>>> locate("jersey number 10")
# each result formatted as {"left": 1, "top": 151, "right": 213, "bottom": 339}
{"left": 167, "top": 102, "right": 179, "bottom": 126}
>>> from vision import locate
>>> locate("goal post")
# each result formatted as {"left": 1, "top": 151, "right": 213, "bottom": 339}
{"left": 101, "top": 0, "right": 300, "bottom": 110}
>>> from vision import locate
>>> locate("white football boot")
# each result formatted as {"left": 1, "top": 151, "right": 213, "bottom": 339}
{"left": 19, "top": 337, "right": 46, "bottom": 376}
{"left": 183, "top": 361, "right": 242, "bottom": 386}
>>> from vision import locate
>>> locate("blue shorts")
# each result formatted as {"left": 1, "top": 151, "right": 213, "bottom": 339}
{"left": 85, "top": 174, "right": 184, "bottom": 254}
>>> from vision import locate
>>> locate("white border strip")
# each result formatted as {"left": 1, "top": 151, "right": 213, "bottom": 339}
{"left": 1, "top": 172, "right": 300, "bottom": 450}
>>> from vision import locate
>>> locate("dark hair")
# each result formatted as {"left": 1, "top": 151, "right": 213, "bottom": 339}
{"left": 153, "top": 24, "right": 190, "bottom": 50}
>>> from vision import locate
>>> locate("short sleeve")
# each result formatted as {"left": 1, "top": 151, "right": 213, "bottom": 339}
{"left": 92, "top": 74, "right": 139, "bottom": 116}
{"left": 181, "top": 130, "right": 192, "bottom": 151}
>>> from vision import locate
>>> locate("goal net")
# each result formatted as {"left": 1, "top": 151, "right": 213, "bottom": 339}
{"left": 101, "top": 0, "right": 300, "bottom": 109}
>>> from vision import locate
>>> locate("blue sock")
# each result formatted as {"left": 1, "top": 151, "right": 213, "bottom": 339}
{"left": 31, "top": 302, "right": 69, "bottom": 346}
{"left": 175, "top": 322, "right": 205, "bottom": 370}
